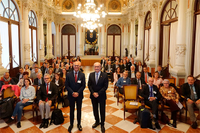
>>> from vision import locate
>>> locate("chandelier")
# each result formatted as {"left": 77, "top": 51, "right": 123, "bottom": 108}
{"left": 74, "top": 0, "right": 107, "bottom": 32}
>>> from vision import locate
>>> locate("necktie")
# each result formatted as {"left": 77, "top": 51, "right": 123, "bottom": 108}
{"left": 150, "top": 86, "right": 153, "bottom": 97}
{"left": 190, "top": 85, "right": 195, "bottom": 101}
{"left": 75, "top": 72, "right": 77, "bottom": 83}
{"left": 38, "top": 79, "right": 41, "bottom": 85}
{"left": 145, "top": 73, "right": 147, "bottom": 83}
{"left": 138, "top": 79, "right": 140, "bottom": 87}
{"left": 45, "top": 83, "right": 49, "bottom": 102}
{"left": 96, "top": 73, "right": 98, "bottom": 84}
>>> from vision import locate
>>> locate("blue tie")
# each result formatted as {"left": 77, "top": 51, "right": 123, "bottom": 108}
{"left": 96, "top": 73, "right": 98, "bottom": 84}
{"left": 150, "top": 86, "right": 153, "bottom": 97}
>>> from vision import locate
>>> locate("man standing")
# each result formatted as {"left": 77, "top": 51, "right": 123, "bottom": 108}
{"left": 65, "top": 61, "right": 86, "bottom": 132}
{"left": 140, "top": 77, "right": 161, "bottom": 129}
{"left": 181, "top": 75, "right": 200, "bottom": 129}
{"left": 37, "top": 74, "right": 58, "bottom": 129}
{"left": 88, "top": 62, "right": 108, "bottom": 133}
{"left": 141, "top": 67, "right": 152, "bottom": 83}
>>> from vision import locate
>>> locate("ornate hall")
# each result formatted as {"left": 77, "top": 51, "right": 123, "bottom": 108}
{"left": 0, "top": 0, "right": 200, "bottom": 132}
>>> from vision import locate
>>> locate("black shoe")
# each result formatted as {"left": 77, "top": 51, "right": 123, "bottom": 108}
{"left": 155, "top": 122, "right": 161, "bottom": 130}
{"left": 39, "top": 119, "right": 45, "bottom": 128}
{"left": 7, "top": 118, "right": 14, "bottom": 123}
{"left": 44, "top": 119, "right": 49, "bottom": 128}
{"left": 191, "top": 122, "right": 197, "bottom": 129}
{"left": 68, "top": 125, "right": 73, "bottom": 133}
{"left": 101, "top": 126, "right": 105, "bottom": 133}
{"left": 172, "top": 120, "right": 177, "bottom": 128}
{"left": 77, "top": 125, "right": 82, "bottom": 131}
{"left": 92, "top": 122, "right": 100, "bottom": 128}
{"left": 17, "top": 122, "right": 21, "bottom": 128}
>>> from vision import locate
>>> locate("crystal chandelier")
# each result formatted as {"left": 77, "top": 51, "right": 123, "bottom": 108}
{"left": 74, "top": 0, "right": 107, "bottom": 32}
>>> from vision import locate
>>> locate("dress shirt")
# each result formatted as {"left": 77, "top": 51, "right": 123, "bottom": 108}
{"left": 116, "top": 77, "right": 131, "bottom": 88}
{"left": 131, "top": 71, "right": 135, "bottom": 78}
{"left": 20, "top": 85, "right": 35, "bottom": 102}
{"left": 190, "top": 84, "right": 198, "bottom": 100}
{"left": 95, "top": 71, "right": 101, "bottom": 80}
{"left": 73, "top": 70, "right": 79, "bottom": 78}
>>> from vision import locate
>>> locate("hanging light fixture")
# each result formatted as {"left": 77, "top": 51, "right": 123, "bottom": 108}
{"left": 74, "top": 0, "right": 107, "bottom": 32}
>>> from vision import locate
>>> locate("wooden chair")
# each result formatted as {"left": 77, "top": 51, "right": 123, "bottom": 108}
{"left": 116, "top": 86, "right": 124, "bottom": 105}
{"left": 123, "top": 85, "right": 141, "bottom": 120}
{"left": 22, "top": 85, "right": 38, "bottom": 121}
{"left": 2, "top": 87, "right": 15, "bottom": 99}
{"left": 164, "top": 78, "right": 175, "bottom": 84}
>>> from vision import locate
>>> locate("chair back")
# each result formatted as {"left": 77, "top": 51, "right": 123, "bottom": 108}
{"left": 165, "top": 78, "right": 175, "bottom": 84}
{"left": 2, "top": 87, "right": 15, "bottom": 99}
{"left": 123, "top": 85, "right": 138, "bottom": 100}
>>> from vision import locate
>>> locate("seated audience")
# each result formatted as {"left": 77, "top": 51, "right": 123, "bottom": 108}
{"left": 105, "top": 61, "right": 113, "bottom": 82}
{"left": 37, "top": 74, "right": 58, "bottom": 128}
{"left": 7, "top": 78, "right": 35, "bottom": 128}
{"left": 113, "top": 61, "right": 121, "bottom": 73}
{"left": 16, "top": 67, "right": 24, "bottom": 81}
{"left": 113, "top": 67, "right": 123, "bottom": 87}
{"left": 131, "top": 72, "right": 146, "bottom": 91}
{"left": 64, "top": 56, "right": 68, "bottom": 65}
{"left": 17, "top": 72, "right": 33, "bottom": 87}
{"left": 160, "top": 79, "right": 180, "bottom": 128}
{"left": 140, "top": 77, "right": 161, "bottom": 129}
{"left": 60, "top": 62, "right": 65, "bottom": 69}
{"left": 48, "top": 68, "right": 54, "bottom": 81}
{"left": 137, "top": 61, "right": 143, "bottom": 72}
{"left": 34, "top": 72, "right": 44, "bottom": 86}
{"left": 0, "top": 72, "right": 15, "bottom": 85}
{"left": 24, "top": 64, "right": 31, "bottom": 77}
{"left": 153, "top": 72, "right": 163, "bottom": 88}
{"left": 181, "top": 75, "right": 200, "bottom": 129}
{"left": 76, "top": 56, "right": 81, "bottom": 62}
{"left": 116, "top": 71, "right": 131, "bottom": 94}
{"left": 128, "top": 66, "right": 136, "bottom": 81}
{"left": 41, "top": 63, "right": 46, "bottom": 75}
{"left": 54, "top": 64, "right": 62, "bottom": 74}
{"left": 30, "top": 67, "right": 40, "bottom": 80}
{"left": 65, "top": 64, "right": 70, "bottom": 73}
{"left": 101, "top": 56, "right": 106, "bottom": 69}
{"left": 52, "top": 58, "right": 57, "bottom": 68}
{"left": 31, "top": 63, "right": 41, "bottom": 73}
{"left": 121, "top": 60, "right": 128, "bottom": 72}
{"left": 156, "top": 65, "right": 165, "bottom": 78}
{"left": 126, "top": 58, "right": 131, "bottom": 71}
{"left": 44, "top": 63, "right": 50, "bottom": 74}
{"left": 141, "top": 67, "right": 152, "bottom": 83}
{"left": 130, "top": 58, "right": 137, "bottom": 71}
{"left": 69, "top": 62, "right": 74, "bottom": 71}
{"left": 60, "top": 68, "right": 67, "bottom": 79}
{"left": 52, "top": 73, "right": 64, "bottom": 103}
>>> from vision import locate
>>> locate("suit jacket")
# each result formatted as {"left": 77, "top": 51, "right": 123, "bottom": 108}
{"left": 52, "top": 78, "right": 64, "bottom": 92}
{"left": 65, "top": 71, "right": 86, "bottom": 100}
{"left": 181, "top": 83, "right": 200, "bottom": 100}
{"left": 54, "top": 68, "right": 62, "bottom": 74}
{"left": 156, "top": 70, "right": 165, "bottom": 78}
{"left": 104, "top": 65, "right": 113, "bottom": 73}
{"left": 131, "top": 78, "right": 146, "bottom": 85}
{"left": 121, "top": 64, "right": 128, "bottom": 71}
{"left": 88, "top": 72, "right": 108, "bottom": 102}
{"left": 140, "top": 84, "right": 162, "bottom": 101}
{"left": 16, "top": 73, "right": 23, "bottom": 80}
{"left": 141, "top": 72, "right": 152, "bottom": 81}
{"left": 127, "top": 62, "right": 131, "bottom": 71}
{"left": 34, "top": 78, "right": 44, "bottom": 86}
{"left": 100, "top": 59, "right": 106, "bottom": 67}
{"left": 112, "top": 64, "right": 121, "bottom": 73}
{"left": 41, "top": 66, "right": 46, "bottom": 75}
{"left": 128, "top": 71, "right": 136, "bottom": 79}
{"left": 37, "top": 82, "right": 58, "bottom": 102}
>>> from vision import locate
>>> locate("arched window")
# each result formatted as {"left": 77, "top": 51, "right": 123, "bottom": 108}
{"left": 144, "top": 11, "right": 151, "bottom": 64}
{"left": 29, "top": 10, "right": 37, "bottom": 62}
{"left": 0, "top": 0, "right": 20, "bottom": 75}
{"left": 107, "top": 25, "right": 121, "bottom": 59}
{"left": 159, "top": 0, "right": 178, "bottom": 77}
{"left": 61, "top": 24, "right": 76, "bottom": 59}
{"left": 192, "top": 0, "right": 200, "bottom": 77}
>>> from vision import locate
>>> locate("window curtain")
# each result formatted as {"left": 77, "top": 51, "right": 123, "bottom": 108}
{"left": 107, "top": 35, "right": 113, "bottom": 56}
{"left": 194, "top": 15, "right": 200, "bottom": 78}
{"left": 169, "top": 21, "right": 178, "bottom": 71}
{"left": 70, "top": 35, "right": 75, "bottom": 56}
{"left": 63, "top": 35, "right": 68, "bottom": 56}
{"left": 114, "top": 35, "right": 120, "bottom": 56}
{"left": 162, "top": 26, "right": 170, "bottom": 67}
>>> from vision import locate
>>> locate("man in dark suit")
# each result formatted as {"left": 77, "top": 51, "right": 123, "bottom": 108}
{"left": 141, "top": 67, "right": 152, "bottom": 83}
{"left": 88, "top": 62, "right": 108, "bottom": 133}
{"left": 121, "top": 60, "right": 128, "bottom": 72}
{"left": 37, "top": 74, "right": 58, "bottom": 129}
{"left": 65, "top": 61, "right": 86, "bottom": 132}
{"left": 104, "top": 61, "right": 113, "bottom": 82}
{"left": 140, "top": 77, "right": 161, "bottom": 129}
{"left": 40, "top": 63, "right": 46, "bottom": 76}
{"left": 112, "top": 61, "right": 121, "bottom": 73}
{"left": 54, "top": 64, "right": 62, "bottom": 74}
{"left": 128, "top": 66, "right": 136, "bottom": 80}
{"left": 34, "top": 72, "right": 44, "bottom": 86}
{"left": 181, "top": 75, "right": 200, "bottom": 129}
{"left": 100, "top": 56, "right": 106, "bottom": 68}
{"left": 16, "top": 67, "right": 24, "bottom": 82}
{"left": 130, "top": 58, "right": 137, "bottom": 72}
{"left": 156, "top": 65, "right": 165, "bottom": 78}
{"left": 131, "top": 72, "right": 146, "bottom": 94}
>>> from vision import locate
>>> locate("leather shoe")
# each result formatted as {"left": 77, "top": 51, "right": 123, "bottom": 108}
{"left": 101, "top": 126, "right": 105, "bottom": 133}
{"left": 77, "top": 125, "right": 82, "bottom": 131}
{"left": 17, "top": 122, "right": 21, "bottom": 128}
{"left": 155, "top": 122, "right": 161, "bottom": 130}
{"left": 39, "top": 119, "right": 45, "bottom": 128}
{"left": 191, "top": 122, "right": 197, "bottom": 129}
{"left": 68, "top": 125, "right": 73, "bottom": 133}
{"left": 43, "top": 119, "right": 49, "bottom": 128}
{"left": 92, "top": 122, "right": 100, "bottom": 128}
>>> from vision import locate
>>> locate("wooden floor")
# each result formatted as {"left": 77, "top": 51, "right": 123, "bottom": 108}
{"left": 0, "top": 66, "right": 200, "bottom": 133}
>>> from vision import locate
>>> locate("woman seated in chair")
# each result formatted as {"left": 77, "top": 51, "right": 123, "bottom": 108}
{"left": 159, "top": 79, "right": 180, "bottom": 128}
{"left": 7, "top": 78, "right": 35, "bottom": 128}
{"left": 52, "top": 73, "right": 64, "bottom": 103}
{"left": 113, "top": 67, "right": 122, "bottom": 87}
{"left": 153, "top": 72, "right": 163, "bottom": 88}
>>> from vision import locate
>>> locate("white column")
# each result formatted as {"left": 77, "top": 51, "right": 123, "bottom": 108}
{"left": 77, "top": 24, "right": 84, "bottom": 56}
{"left": 23, "top": 3, "right": 32, "bottom": 65}
{"left": 39, "top": 13, "right": 45, "bottom": 62}
{"left": 135, "top": 14, "right": 144, "bottom": 63}
{"left": 56, "top": 23, "right": 60, "bottom": 57}
{"left": 45, "top": 19, "right": 54, "bottom": 59}
{"left": 123, "top": 24, "right": 128, "bottom": 56}
{"left": 100, "top": 25, "right": 106, "bottom": 56}
{"left": 0, "top": 31, "right": 8, "bottom": 75}
{"left": 129, "top": 20, "right": 135, "bottom": 57}
{"left": 170, "top": 0, "right": 186, "bottom": 84}
{"left": 148, "top": 3, "right": 157, "bottom": 68}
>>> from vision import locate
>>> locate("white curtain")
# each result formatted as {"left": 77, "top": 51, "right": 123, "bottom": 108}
{"left": 11, "top": 24, "right": 19, "bottom": 68}
{"left": 114, "top": 35, "right": 120, "bottom": 56}
{"left": 70, "top": 35, "right": 75, "bottom": 56}
{"left": 194, "top": 15, "right": 200, "bottom": 78}
{"left": 33, "top": 29, "right": 37, "bottom": 62}
{"left": 162, "top": 26, "right": 170, "bottom": 67}
{"left": 169, "top": 21, "right": 178, "bottom": 71}
{"left": 63, "top": 35, "right": 68, "bottom": 56}
{"left": 144, "top": 30, "right": 149, "bottom": 60}
{"left": 107, "top": 35, "right": 113, "bottom": 56}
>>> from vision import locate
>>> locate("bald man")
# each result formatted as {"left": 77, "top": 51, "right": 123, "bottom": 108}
{"left": 140, "top": 77, "right": 162, "bottom": 130}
